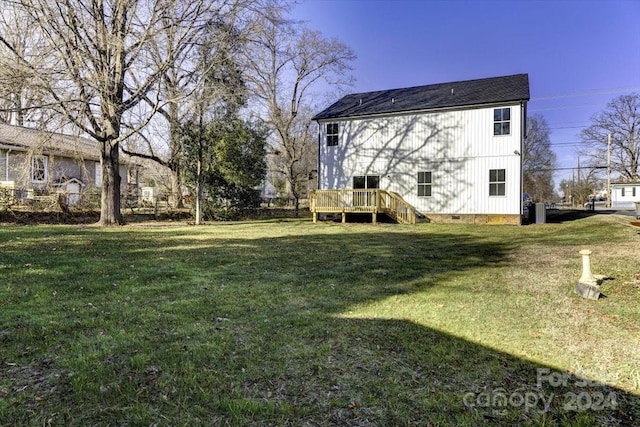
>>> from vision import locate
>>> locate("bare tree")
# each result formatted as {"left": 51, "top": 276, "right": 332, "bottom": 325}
{"left": 581, "top": 93, "right": 640, "bottom": 181}
{"left": 0, "top": 4, "right": 51, "bottom": 126}
{"left": 523, "top": 113, "right": 557, "bottom": 201}
{"left": 268, "top": 104, "right": 317, "bottom": 205}
{"left": 559, "top": 170, "right": 601, "bottom": 207}
{"left": 0, "top": 0, "right": 218, "bottom": 225}
{"left": 243, "top": 5, "right": 355, "bottom": 211}
{"left": 120, "top": 1, "right": 251, "bottom": 208}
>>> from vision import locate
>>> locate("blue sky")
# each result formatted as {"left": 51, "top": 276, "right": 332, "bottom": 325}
{"left": 293, "top": 0, "right": 640, "bottom": 189}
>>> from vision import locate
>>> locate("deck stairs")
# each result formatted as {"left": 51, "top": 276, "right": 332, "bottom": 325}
{"left": 309, "top": 189, "right": 418, "bottom": 224}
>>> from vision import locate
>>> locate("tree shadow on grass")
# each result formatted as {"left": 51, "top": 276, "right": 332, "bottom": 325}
{"left": 544, "top": 209, "right": 603, "bottom": 224}
{"left": 224, "top": 317, "right": 639, "bottom": 426}
{"left": 1, "top": 226, "right": 638, "bottom": 425}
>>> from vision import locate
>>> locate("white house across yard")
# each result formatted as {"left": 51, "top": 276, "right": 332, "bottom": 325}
{"left": 0, "top": 123, "right": 138, "bottom": 206}
{"left": 312, "top": 74, "right": 530, "bottom": 224}
{"left": 611, "top": 182, "right": 640, "bottom": 209}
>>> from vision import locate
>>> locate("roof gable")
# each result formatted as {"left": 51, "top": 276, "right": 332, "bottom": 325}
{"left": 314, "top": 74, "right": 530, "bottom": 120}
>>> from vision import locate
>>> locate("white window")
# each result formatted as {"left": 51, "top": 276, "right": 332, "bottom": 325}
{"left": 31, "top": 155, "right": 47, "bottom": 183}
{"left": 489, "top": 169, "right": 506, "bottom": 196}
{"left": 326, "top": 123, "right": 339, "bottom": 146}
{"left": 621, "top": 187, "right": 636, "bottom": 197}
{"left": 0, "top": 151, "right": 6, "bottom": 180}
{"left": 95, "top": 161, "right": 102, "bottom": 187}
{"left": 493, "top": 108, "right": 511, "bottom": 136}
{"left": 417, "top": 171, "right": 432, "bottom": 197}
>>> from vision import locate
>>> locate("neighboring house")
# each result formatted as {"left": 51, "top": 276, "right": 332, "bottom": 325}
{"left": 611, "top": 181, "right": 640, "bottom": 209}
{"left": 311, "top": 74, "right": 530, "bottom": 224}
{"left": 0, "top": 123, "right": 137, "bottom": 205}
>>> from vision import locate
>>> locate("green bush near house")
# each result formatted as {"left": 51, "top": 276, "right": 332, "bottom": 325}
{"left": 0, "top": 214, "right": 638, "bottom": 426}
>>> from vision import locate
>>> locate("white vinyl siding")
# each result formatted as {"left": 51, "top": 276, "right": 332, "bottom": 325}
{"left": 318, "top": 103, "right": 523, "bottom": 216}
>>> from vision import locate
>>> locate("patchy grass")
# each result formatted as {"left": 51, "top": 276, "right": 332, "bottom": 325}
{"left": 0, "top": 214, "right": 639, "bottom": 426}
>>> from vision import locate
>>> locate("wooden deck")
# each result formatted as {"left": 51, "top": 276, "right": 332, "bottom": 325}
{"left": 309, "top": 189, "right": 417, "bottom": 224}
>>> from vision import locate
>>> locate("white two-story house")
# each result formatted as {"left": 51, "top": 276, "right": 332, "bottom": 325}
{"left": 312, "top": 74, "right": 530, "bottom": 224}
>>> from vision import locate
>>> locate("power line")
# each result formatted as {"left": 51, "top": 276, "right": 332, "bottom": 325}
{"left": 529, "top": 103, "right": 605, "bottom": 113}
{"left": 531, "top": 86, "right": 640, "bottom": 102}
{"left": 549, "top": 141, "right": 588, "bottom": 146}
{"left": 528, "top": 166, "right": 607, "bottom": 173}
{"left": 548, "top": 125, "right": 588, "bottom": 130}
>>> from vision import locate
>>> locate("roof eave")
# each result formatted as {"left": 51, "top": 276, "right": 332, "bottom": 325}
{"left": 314, "top": 98, "right": 529, "bottom": 122}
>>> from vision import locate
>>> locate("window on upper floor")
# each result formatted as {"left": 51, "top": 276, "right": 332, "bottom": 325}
{"left": 31, "top": 155, "right": 47, "bottom": 183}
{"left": 326, "top": 123, "right": 339, "bottom": 146}
{"left": 493, "top": 108, "right": 511, "bottom": 136}
{"left": 489, "top": 169, "right": 506, "bottom": 196}
{"left": 417, "top": 171, "right": 432, "bottom": 197}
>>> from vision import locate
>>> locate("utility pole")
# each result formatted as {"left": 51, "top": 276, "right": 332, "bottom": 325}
{"left": 607, "top": 133, "right": 611, "bottom": 208}
{"left": 572, "top": 168, "right": 575, "bottom": 208}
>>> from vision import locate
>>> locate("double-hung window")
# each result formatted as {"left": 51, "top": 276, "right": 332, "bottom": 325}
{"left": 31, "top": 155, "right": 47, "bottom": 184}
{"left": 326, "top": 123, "right": 339, "bottom": 146}
{"left": 493, "top": 108, "right": 511, "bottom": 136}
{"left": 417, "top": 171, "right": 432, "bottom": 196}
{"left": 489, "top": 169, "right": 506, "bottom": 196}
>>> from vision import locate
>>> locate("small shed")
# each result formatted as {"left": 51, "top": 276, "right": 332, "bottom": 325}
{"left": 54, "top": 177, "right": 85, "bottom": 206}
{"left": 141, "top": 186, "right": 159, "bottom": 204}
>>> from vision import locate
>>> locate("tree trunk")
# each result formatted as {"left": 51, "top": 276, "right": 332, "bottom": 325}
{"left": 170, "top": 168, "right": 184, "bottom": 208}
{"left": 99, "top": 141, "right": 124, "bottom": 226}
{"left": 168, "top": 105, "right": 184, "bottom": 209}
{"left": 194, "top": 158, "right": 202, "bottom": 225}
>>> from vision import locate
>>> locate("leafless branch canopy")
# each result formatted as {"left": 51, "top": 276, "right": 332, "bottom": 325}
{"left": 581, "top": 93, "right": 640, "bottom": 181}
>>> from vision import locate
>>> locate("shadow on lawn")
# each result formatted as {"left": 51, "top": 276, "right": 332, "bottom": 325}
{"left": 543, "top": 208, "right": 633, "bottom": 224}
{"left": 241, "top": 317, "right": 639, "bottom": 426}
{"left": 1, "top": 226, "right": 639, "bottom": 425}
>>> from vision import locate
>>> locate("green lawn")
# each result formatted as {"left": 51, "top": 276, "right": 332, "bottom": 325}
{"left": 1, "top": 213, "right": 639, "bottom": 426}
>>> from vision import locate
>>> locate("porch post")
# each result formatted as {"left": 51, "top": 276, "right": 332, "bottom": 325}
{"left": 372, "top": 190, "right": 379, "bottom": 223}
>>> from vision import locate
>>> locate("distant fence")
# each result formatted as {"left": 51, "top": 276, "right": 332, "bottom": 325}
{"left": 0, "top": 188, "right": 191, "bottom": 215}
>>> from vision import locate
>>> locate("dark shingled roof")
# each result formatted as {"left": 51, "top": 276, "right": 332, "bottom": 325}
{"left": 313, "top": 74, "right": 530, "bottom": 121}
{"left": 0, "top": 123, "right": 101, "bottom": 160}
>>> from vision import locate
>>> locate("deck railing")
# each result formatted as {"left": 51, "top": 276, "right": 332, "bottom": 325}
{"left": 309, "top": 189, "right": 417, "bottom": 224}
